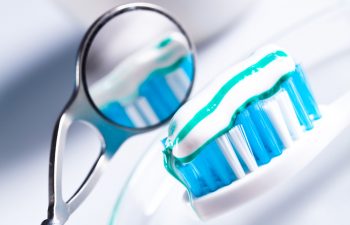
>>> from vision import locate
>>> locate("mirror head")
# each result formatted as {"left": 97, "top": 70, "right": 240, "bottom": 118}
{"left": 79, "top": 5, "right": 195, "bottom": 129}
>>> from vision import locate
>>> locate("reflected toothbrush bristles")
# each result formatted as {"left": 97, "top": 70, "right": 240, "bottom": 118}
{"left": 135, "top": 97, "right": 159, "bottom": 125}
{"left": 94, "top": 32, "right": 194, "bottom": 127}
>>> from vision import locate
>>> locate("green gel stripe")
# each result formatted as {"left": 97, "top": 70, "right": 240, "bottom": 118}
{"left": 133, "top": 54, "right": 191, "bottom": 100}
{"left": 164, "top": 72, "right": 294, "bottom": 191}
{"left": 143, "top": 54, "right": 190, "bottom": 83}
{"left": 173, "top": 50, "right": 288, "bottom": 144}
{"left": 175, "top": 72, "right": 293, "bottom": 163}
{"left": 157, "top": 37, "right": 173, "bottom": 48}
{"left": 120, "top": 54, "right": 190, "bottom": 104}
{"left": 163, "top": 147, "right": 186, "bottom": 185}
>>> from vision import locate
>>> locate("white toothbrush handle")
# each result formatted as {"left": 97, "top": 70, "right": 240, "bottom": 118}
{"left": 328, "top": 91, "right": 350, "bottom": 128}
{"left": 188, "top": 92, "right": 350, "bottom": 220}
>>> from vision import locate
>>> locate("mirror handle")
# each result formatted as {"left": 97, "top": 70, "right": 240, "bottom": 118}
{"left": 42, "top": 111, "right": 109, "bottom": 225}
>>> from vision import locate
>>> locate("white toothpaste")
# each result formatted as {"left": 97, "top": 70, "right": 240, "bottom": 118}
{"left": 91, "top": 32, "right": 189, "bottom": 106}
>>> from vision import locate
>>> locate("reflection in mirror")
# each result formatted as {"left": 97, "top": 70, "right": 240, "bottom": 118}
{"left": 85, "top": 10, "right": 194, "bottom": 128}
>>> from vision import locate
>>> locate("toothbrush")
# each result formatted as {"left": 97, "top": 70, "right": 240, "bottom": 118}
{"left": 162, "top": 45, "right": 350, "bottom": 219}
{"left": 91, "top": 32, "right": 194, "bottom": 127}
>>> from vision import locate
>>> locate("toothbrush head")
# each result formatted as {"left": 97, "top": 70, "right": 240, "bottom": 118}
{"left": 162, "top": 45, "right": 323, "bottom": 219}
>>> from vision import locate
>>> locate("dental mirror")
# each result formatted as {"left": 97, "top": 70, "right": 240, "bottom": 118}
{"left": 41, "top": 3, "right": 195, "bottom": 225}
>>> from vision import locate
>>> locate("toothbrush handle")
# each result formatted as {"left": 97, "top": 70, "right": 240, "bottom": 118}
{"left": 329, "top": 91, "right": 350, "bottom": 129}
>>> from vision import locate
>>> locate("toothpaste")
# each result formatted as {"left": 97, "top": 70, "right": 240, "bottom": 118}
{"left": 164, "top": 45, "right": 297, "bottom": 162}
{"left": 90, "top": 32, "right": 189, "bottom": 106}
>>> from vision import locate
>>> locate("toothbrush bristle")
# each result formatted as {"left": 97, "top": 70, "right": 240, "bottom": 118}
{"left": 101, "top": 53, "right": 193, "bottom": 127}
{"left": 168, "top": 65, "right": 321, "bottom": 198}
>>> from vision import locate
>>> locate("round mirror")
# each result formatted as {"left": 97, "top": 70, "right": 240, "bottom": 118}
{"left": 83, "top": 6, "right": 195, "bottom": 129}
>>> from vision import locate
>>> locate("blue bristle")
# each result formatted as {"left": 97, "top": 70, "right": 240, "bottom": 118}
{"left": 205, "top": 141, "right": 236, "bottom": 186}
{"left": 167, "top": 65, "right": 320, "bottom": 198}
{"left": 178, "top": 140, "right": 236, "bottom": 197}
{"left": 148, "top": 74, "right": 179, "bottom": 113}
{"left": 235, "top": 110, "right": 271, "bottom": 166}
{"left": 101, "top": 102, "right": 134, "bottom": 127}
{"left": 181, "top": 54, "right": 194, "bottom": 80}
{"left": 139, "top": 83, "right": 166, "bottom": 120}
{"left": 139, "top": 75, "right": 178, "bottom": 121}
{"left": 192, "top": 155, "right": 219, "bottom": 193}
{"left": 178, "top": 164, "right": 204, "bottom": 197}
{"left": 293, "top": 65, "right": 321, "bottom": 120}
{"left": 226, "top": 134, "right": 250, "bottom": 173}
{"left": 281, "top": 77, "right": 314, "bottom": 130}
{"left": 234, "top": 149, "right": 250, "bottom": 173}
{"left": 133, "top": 102, "right": 151, "bottom": 125}
{"left": 248, "top": 102, "right": 284, "bottom": 157}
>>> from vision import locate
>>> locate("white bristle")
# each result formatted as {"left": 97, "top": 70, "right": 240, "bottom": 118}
{"left": 217, "top": 135, "right": 245, "bottom": 179}
{"left": 136, "top": 97, "right": 159, "bottom": 125}
{"left": 263, "top": 98, "right": 294, "bottom": 148}
{"left": 228, "top": 126, "right": 258, "bottom": 172}
{"left": 125, "top": 103, "right": 147, "bottom": 127}
{"left": 165, "top": 70, "right": 187, "bottom": 101}
{"left": 275, "top": 90, "right": 303, "bottom": 139}
{"left": 176, "top": 68, "right": 191, "bottom": 90}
